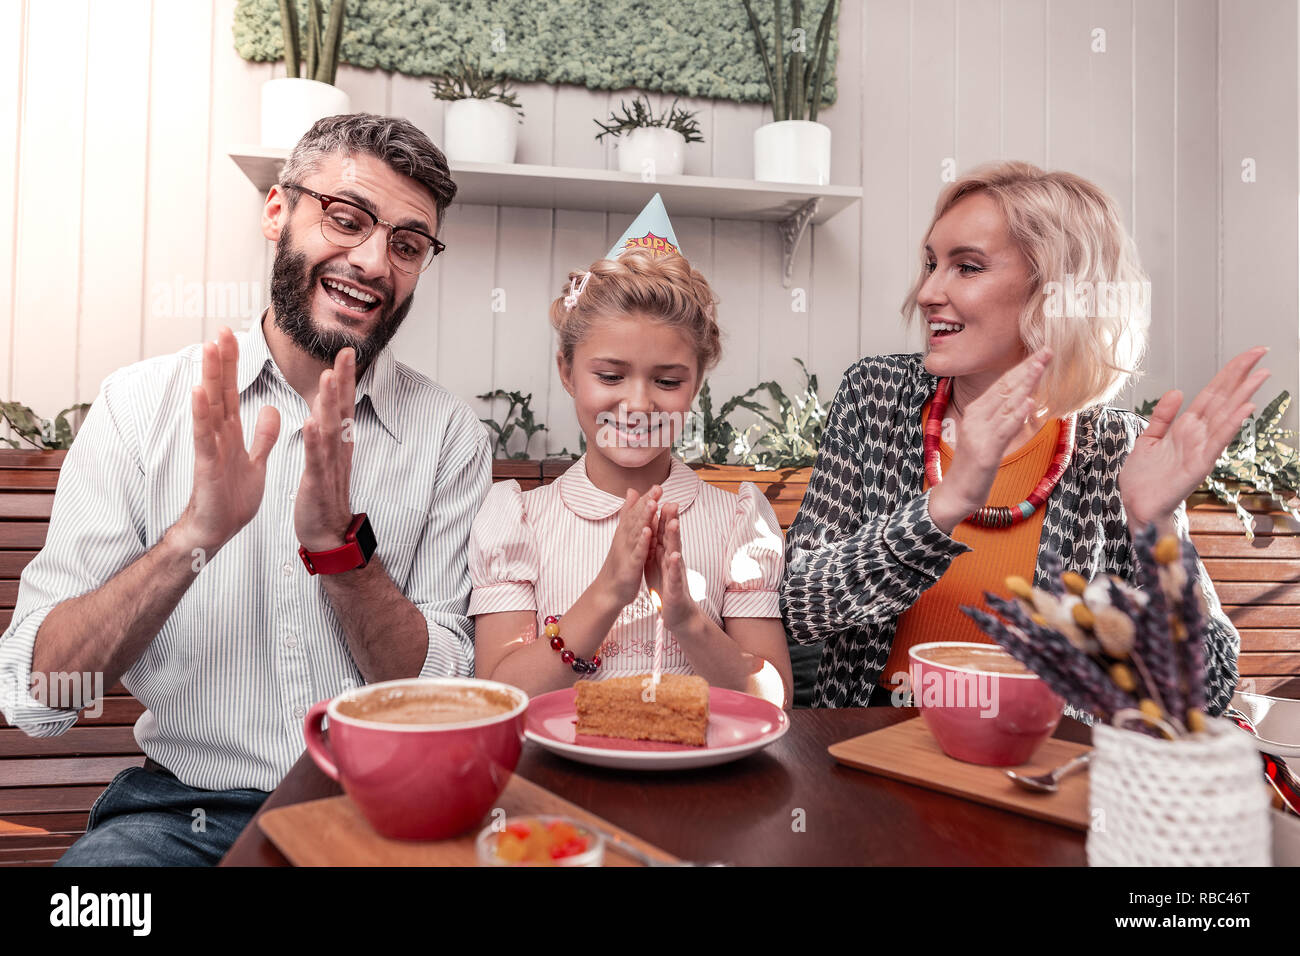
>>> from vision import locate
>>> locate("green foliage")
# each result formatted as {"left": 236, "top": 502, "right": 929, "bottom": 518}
{"left": 430, "top": 57, "right": 525, "bottom": 117}
{"left": 478, "top": 390, "right": 548, "bottom": 460}
{"left": 1137, "top": 391, "right": 1300, "bottom": 539}
{"left": 677, "top": 359, "right": 825, "bottom": 468}
{"left": 277, "top": 0, "right": 346, "bottom": 84}
{"left": 553, "top": 433, "right": 587, "bottom": 460}
{"left": 233, "top": 0, "right": 838, "bottom": 105}
{"left": 741, "top": 0, "right": 839, "bottom": 122}
{"left": 0, "top": 402, "right": 91, "bottom": 450}
{"left": 734, "top": 359, "right": 826, "bottom": 468}
{"left": 594, "top": 95, "right": 704, "bottom": 143}
{"left": 676, "top": 380, "right": 772, "bottom": 464}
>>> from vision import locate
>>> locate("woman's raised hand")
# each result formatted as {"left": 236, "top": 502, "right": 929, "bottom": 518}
{"left": 927, "top": 348, "right": 1052, "bottom": 534}
{"left": 597, "top": 485, "right": 662, "bottom": 607}
{"left": 1119, "top": 346, "right": 1270, "bottom": 531}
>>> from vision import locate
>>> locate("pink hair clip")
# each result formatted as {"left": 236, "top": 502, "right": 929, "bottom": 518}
{"left": 564, "top": 271, "right": 592, "bottom": 310}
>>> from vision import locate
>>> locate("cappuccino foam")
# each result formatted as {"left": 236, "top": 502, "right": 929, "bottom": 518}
{"left": 338, "top": 686, "right": 517, "bottom": 725}
{"left": 914, "top": 645, "right": 1030, "bottom": 675}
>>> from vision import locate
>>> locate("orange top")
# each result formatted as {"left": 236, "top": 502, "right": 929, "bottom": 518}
{"left": 879, "top": 401, "right": 1062, "bottom": 689}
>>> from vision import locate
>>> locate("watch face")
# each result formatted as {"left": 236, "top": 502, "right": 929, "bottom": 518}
{"left": 354, "top": 514, "right": 377, "bottom": 561}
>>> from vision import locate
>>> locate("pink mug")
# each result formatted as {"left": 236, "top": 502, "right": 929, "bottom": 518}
{"left": 909, "top": 642, "right": 1065, "bottom": 767}
{"left": 303, "top": 677, "right": 528, "bottom": 841}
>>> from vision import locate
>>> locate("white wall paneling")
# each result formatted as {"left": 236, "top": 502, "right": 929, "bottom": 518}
{"left": 1, "top": 0, "right": 1296, "bottom": 452}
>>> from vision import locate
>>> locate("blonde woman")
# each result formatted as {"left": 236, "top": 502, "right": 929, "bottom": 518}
{"left": 781, "top": 161, "right": 1265, "bottom": 715}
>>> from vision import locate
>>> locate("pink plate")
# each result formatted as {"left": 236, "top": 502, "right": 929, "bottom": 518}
{"left": 524, "top": 687, "right": 790, "bottom": 770}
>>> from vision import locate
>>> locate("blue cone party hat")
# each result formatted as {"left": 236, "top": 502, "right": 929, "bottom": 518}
{"left": 605, "top": 193, "right": 683, "bottom": 260}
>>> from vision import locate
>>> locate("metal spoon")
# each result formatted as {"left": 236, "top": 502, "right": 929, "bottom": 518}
{"left": 1006, "top": 750, "right": 1094, "bottom": 793}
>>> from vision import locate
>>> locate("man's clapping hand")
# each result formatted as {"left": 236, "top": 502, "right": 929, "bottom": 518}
{"left": 177, "top": 327, "right": 280, "bottom": 554}
{"left": 295, "top": 347, "right": 360, "bottom": 553}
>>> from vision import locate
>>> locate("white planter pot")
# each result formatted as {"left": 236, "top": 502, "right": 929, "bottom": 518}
{"left": 1087, "top": 718, "right": 1272, "bottom": 866}
{"left": 753, "top": 120, "right": 831, "bottom": 185}
{"left": 443, "top": 99, "right": 519, "bottom": 164}
{"left": 261, "top": 78, "right": 351, "bottom": 150}
{"left": 616, "top": 127, "right": 686, "bottom": 178}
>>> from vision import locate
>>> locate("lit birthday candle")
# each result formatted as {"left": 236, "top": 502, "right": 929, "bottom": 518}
{"left": 649, "top": 588, "right": 664, "bottom": 688}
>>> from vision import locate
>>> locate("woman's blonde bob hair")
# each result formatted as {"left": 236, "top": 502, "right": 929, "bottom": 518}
{"left": 549, "top": 247, "right": 722, "bottom": 383}
{"left": 901, "top": 161, "right": 1150, "bottom": 417}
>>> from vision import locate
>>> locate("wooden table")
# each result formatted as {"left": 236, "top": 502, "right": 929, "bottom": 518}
{"left": 221, "top": 707, "right": 1092, "bottom": 867}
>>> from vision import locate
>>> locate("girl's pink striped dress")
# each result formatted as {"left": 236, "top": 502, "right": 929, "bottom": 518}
{"left": 468, "top": 455, "right": 785, "bottom": 679}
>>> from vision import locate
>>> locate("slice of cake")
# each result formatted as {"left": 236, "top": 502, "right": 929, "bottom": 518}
{"left": 575, "top": 673, "right": 710, "bottom": 746}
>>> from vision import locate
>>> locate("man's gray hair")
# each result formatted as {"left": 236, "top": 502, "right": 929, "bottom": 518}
{"left": 280, "top": 112, "right": 457, "bottom": 227}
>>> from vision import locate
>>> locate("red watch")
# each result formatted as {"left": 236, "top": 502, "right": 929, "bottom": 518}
{"left": 298, "top": 513, "right": 377, "bottom": 575}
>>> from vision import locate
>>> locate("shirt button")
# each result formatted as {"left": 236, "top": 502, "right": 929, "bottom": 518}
{"left": 292, "top": 705, "right": 305, "bottom": 719}
{"left": 288, "top": 492, "right": 297, "bottom": 502}
{"left": 285, "top": 635, "right": 298, "bottom": 648}
{"left": 282, "top": 562, "right": 293, "bottom": 576}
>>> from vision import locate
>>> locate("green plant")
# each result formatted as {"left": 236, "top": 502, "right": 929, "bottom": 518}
{"left": 735, "top": 359, "right": 826, "bottom": 469}
{"left": 278, "top": 0, "right": 346, "bottom": 85}
{"left": 1137, "top": 391, "right": 1300, "bottom": 539}
{"left": 594, "top": 95, "right": 704, "bottom": 143}
{"left": 676, "top": 380, "right": 772, "bottom": 464}
{"left": 554, "top": 434, "right": 587, "bottom": 460}
{"left": 430, "top": 57, "right": 524, "bottom": 118}
{"left": 1, "top": 401, "right": 91, "bottom": 450}
{"left": 676, "top": 360, "right": 825, "bottom": 468}
{"left": 740, "top": 0, "right": 838, "bottom": 122}
{"left": 478, "top": 390, "right": 547, "bottom": 460}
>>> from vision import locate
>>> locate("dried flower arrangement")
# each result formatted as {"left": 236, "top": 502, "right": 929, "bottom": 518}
{"left": 962, "top": 525, "right": 1210, "bottom": 740}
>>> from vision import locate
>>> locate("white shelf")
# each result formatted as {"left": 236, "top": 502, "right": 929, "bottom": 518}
{"left": 229, "top": 146, "right": 861, "bottom": 285}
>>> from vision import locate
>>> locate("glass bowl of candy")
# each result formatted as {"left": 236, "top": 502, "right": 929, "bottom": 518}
{"left": 475, "top": 815, "right": 605, "bottom": 866}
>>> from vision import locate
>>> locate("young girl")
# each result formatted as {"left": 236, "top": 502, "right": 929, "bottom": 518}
{"left": 469, "top": 246, "right": 792, "bottom": 708}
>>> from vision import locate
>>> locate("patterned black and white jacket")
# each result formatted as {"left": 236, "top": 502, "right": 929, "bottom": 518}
{"left": 780, "top": 352, "right": 1240, "bottom": 718}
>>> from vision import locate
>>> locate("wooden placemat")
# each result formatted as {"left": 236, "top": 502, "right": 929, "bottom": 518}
{"left": 258, "top": 773, "right": 678, "bottom": 866}
{"left": 829, "top": 717, "right": 1091, "bottom": 831}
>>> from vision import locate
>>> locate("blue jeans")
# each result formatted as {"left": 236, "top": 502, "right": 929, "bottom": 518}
{"left": 55, "top": 765, "right": 268, "bottom": 867}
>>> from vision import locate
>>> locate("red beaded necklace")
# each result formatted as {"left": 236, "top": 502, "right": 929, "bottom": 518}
{"left": 924, "top": 378, "right": 1077, "bottom": 529}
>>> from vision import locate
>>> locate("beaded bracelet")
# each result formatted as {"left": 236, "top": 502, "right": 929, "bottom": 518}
{"left": 543, "top": 615, "right": 601, "bottom": 674}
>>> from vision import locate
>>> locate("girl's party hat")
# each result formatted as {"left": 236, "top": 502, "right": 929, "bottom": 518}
{"left": 606, "top": 193, "right": 683, "bottom": 260}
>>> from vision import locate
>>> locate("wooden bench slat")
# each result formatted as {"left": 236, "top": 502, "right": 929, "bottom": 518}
{"left": 1188, "top": 511, "right": 1300, "bottom": 535}
{"left": 0, "top": 833, "right": 79, "bottom": 851}
{"left": 1191, "top": 535, "right": 1300, "bottom": 558}
{"left": 1240, "top": 676, "right": 1300, "bottom": 695}
{"left": 1237, "top": 651, "right": 1300, "bottom": 676}
{"left": 0, "top": 852, "right": 66, "bottom": 866}
{"left": 0, "top": 785, "right": 108, "bottom": 815}
{"left": 0, "top": 451, "right": 67, "bottom": 468}
{"left": 1224, "top": 605, "right": 1300, "bottom": 627}
{"left": 490, "top": 461, "right": 543, "bottom": 480}
{"left": 0, "top": 756, "right": 144, "bottom": 787}
{"left": 0, "top": 812, "right": 88, "bottom": 836}
{"left": 1215, "top": 583, "right": 1300, "bottom": 605}
{"left": 0, "top": 727, "right": 141, "bottom": 757}
{"left": 0, "top": 470, "right": 60, "bottom": 491}
{"left": 0, "top": 550, "right": 37, "bottom": 578}
{"left": 0, "top": 581, "right": 18, "bottom": 606}
{"left": 0, "top": 523, "right": 48, "bottom": 549}
{"left": 1238, "top": 629, "right": 1300, "bottom": 651}
{"left": 0, "top": 495, "right": 53, "bottom": 520}
{"left": 1201, "top": 559, "right": 1300, "bottom": 582}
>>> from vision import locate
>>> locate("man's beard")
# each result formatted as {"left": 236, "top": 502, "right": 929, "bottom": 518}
{"left": 269, "top": 223, "right": 414, "bottom": 368}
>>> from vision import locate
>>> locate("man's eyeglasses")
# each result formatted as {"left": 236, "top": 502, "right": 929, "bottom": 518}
{"left": 281, "top": 183, "right": 446, "bottom": 275}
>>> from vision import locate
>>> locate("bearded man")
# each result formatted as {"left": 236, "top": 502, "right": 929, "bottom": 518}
{"left": 0, "top": 114, "right": 491, "bottom": 865}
